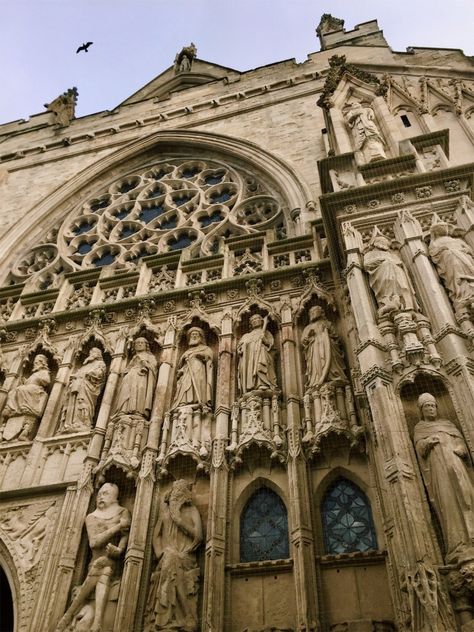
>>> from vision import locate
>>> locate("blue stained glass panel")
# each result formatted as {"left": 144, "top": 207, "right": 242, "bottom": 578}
{"left": 240, "top": 487, "right": 289, "bottom": 562}
{"left": 93, "top": 251, "right": 116, "bottom": 267}
{"left": 139, "top": 206, "right": 165, "bottom": 223}
{"left": 321, "top": 479, "right": 377, "bottom": 554}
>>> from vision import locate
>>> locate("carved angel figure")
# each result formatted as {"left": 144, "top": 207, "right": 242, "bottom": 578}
{"left": 56, "top": 483, "right": 131, "bottom": 632}
{"left": 344, "top": 100, "right": 386, "bottom": 163}
{"left": 363, "top": 230, "right": 417, "bottom": 317}
{"left": 2, "top": 353, "right": 51, "bottom": 441}
{"left": 414, "top": 393, "right": 474, "bottom": 562}
{"left": 60, "top": 347, "right": 106, "bottom": 433}
{"left": 171, "top": 327, "right": 213, "bottom": 409}
{"left": 237, "top": 314, "right": 277, "bottom": 394}
{"left": 302, "top": 306, "right": 346, "bottom": 390}
{"left": 144, "top": 480, "right": 203, "bottom": 631}
{"left": 428, "top": 216, "right": 474, "bottom": 308}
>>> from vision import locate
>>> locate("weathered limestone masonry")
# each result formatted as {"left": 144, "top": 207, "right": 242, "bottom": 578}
{"left": 1, "top": 13, "right": 474, "bottom": 632}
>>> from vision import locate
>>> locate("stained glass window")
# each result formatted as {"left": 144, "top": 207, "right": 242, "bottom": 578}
{"left": 321, "top": 478, "right": 378, "bottom": 554}
{"left": 240, "top": 487, "right": 289, "bottom": 562}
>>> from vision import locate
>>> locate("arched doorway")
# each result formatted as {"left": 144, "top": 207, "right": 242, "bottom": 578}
{"left": 0, "top": 565, "right": 14, "bottom": 632}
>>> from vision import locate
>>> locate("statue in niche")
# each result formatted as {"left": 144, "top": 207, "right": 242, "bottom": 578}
{"left": 428, "top": 215, "right": 474, "bottom": 309}
{"left": 414, "top": 393, "right": 474, "bottom": 562}
{"left": 172, "top": 327, "right": 213, "bottom": 409}
{"left": 363, "top": 228, "right": 418, "bottom": 317}
{"left": 301, "top": 305, "right": 346, "bottom": 391}
{"left": 144, "top": 479, "right": 203, "bottom": 632}
{"left": 56, "top": 483, "right": 131, "bottom": 632}
{"left": 60, "top": 347, "right": 106, "bottom": 433}
{"left": 1, "top": 353, "right": 51, "bottom": 441}
{"left": 113, "top": 337, "right": 157, "bottom": 419}
{"left": 237, "top": 314, "right": 277, "bottom": 395}
{"left": 343, "top": 99, "right": 387, "bottom": 163}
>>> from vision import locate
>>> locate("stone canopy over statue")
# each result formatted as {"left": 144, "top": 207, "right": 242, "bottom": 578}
{"left": 60, "top": 347, "right": 106, "bottom": 433}
{"left": 414, "top": 393, "right": 474, "bottom": 563}
{"left": 1, "top": 353, "right": 51, "bottom": 442}
{"left": 144, "top": 479, "right": 203, "bottom": 632}
{"left": 237, "top": 314, "right": 277, "bottom": 395}
{"left": 363, "top": 228, "right": 417, "bottom": 317}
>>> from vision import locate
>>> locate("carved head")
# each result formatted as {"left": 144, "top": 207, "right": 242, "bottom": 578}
{"left": 249, "top": 314, "right": 264, "bottom": 329}
{"left": 187, "top": 326, "right": 204, "bottom": 346}
{"left": 133, "top": 337, "right": 150, "bottom": 353}
{"left": 97, "top": 482, "right": 119, "bottom": 508}
{"left": 309, "top": 305, "right": 323, "bottom": 321}
{"left": 460, "top": 561, "right": 474, "bottom": 591}
{"left": 430, "top": 215, "right": 450, "bottom": 238}
{"left": 33, "top": 354, "right": 49, "bottom": 371}
{"left": 88, "top": 347, "right": 103, "bottom": 361}
{"left": 418, "top": 392, "right": 438, "bottom": 421}
{"left": 168, "top": 479, "right": 193, "bottom": 506}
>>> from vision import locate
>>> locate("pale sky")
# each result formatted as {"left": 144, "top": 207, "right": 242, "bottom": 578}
{"left": 1, "top": 0, "right": 473, "bottom": 125}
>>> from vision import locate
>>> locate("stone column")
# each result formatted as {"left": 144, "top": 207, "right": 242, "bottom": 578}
{"left": 280, "top": 300, "right": 319, "bottom": 631}
{"left": 202, "top": 312, "right": 232, "bottom": 632}
{"left": 46, "top": 329, "right": 128, "bottom": 629}
{"left": 342, "top": 222, "right": 456, "bottom": 630}
{"left": 114, "top": 322, "right": 176, "bottom": 630}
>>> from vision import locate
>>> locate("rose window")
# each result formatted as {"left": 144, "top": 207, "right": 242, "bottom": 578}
{"left": 9, "top": 158, "right": 285, "bottom": 286}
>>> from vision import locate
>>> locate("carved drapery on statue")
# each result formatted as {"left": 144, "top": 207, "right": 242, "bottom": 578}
{"left": 56, "top": 483, "right": 131, "bottom": 632}
{"left": 414, "top": 393, "right": 474, "bottom": 564}
{"left": 96, "top": 337, "right": 158, "bottom": 478}
{"left": 144, "top": 480, "right": 203, "bottom": 632}
{"left": 59, "top": 347, "right": 106, "bottom": 433}
{"left": 301, "top": 306, "right": 361, "bottom": 453}
{"left": 158, "top": 327, "right": 214, "bottom": 472}
{"left": 1, "top": 353, "right": 51, "bottom": 441}
{"left": 428, "top": 214, "right": 474, "bottom": 311}
{"left": 343, "top": 100, "right": 386, "bottom": 163}
{"left": 228, "top": 314, "right": 284, "bottom": 463}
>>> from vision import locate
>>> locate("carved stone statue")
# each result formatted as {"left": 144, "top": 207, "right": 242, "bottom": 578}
{"left": 302, "top": 306, "right": 346, "bottom": 391}
{"left": 363, "top": 229, "right": 417, "bottom": 317}
{"left": 171, "top": 327, "right": 213, "bottom": 409}
{"left": 344, "top": 100, "right": 386, "bottom": 163}
{"left": 44, "top": 87, "right": 78, "bottom": 127}
{"left": 1, "top": 353, "right": 51, "bottom": 441}
{"left": 428, "top": 216, "right": 474, "bottom": 308}
{"left": 113, "top": 337, "right": 157, "bottom": 419}
{"left": 414, "top": 393, "right": 474, "bottom": 562}
{"left": 60, "top": 347, "right": 106, "bottom": 433}
{"left": 56, "top": 483, "right": 131, "bottom": 632}
{"left": 174, "top": 43, "right": 197, "bottom": 74}
{"left": 237, "top": 314, "right": 277, "bottom": 395}
{"left": 144, "top": 479, "right": 203, "bottom": 632}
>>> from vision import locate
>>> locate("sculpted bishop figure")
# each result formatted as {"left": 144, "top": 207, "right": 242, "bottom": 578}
{"left": 60, "top": 347, "right": 106, "bottom": 433}
{"left": 237, "top": 314, "right": 277, "bottom": 395}
{"left": 428, "top": 216, "right": 474, "bottom": 309}
{"left": 302, "top": 306, "right": 346, "bottom": 391}
{"left": 343, "top": 100, "right": 387, "bottom": 163}
{"left": 171, "top": 327, "right": 213, "bottom": 409}
{"left": 414, "top": 393, "right": 474, "bottom": 562}
{"left": 56, "top": 483, "right": 131, "bottom": 632}
{"left": 363, "top": 229, "right": 417, "bottom": 317}
{"left": 113, "top": 337, "right": 157, "bottom": 419}
{"left": 144, "top": 479, "right": 203, "bottom": 632}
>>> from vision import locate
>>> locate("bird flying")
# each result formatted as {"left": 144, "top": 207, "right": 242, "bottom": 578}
{"left": 76, "top": 42, "right": 93, "bottom": 54}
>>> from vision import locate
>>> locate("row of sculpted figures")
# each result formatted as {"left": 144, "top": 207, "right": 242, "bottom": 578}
{"left": 0, "top": 301, "right": 363, "bottom": 473}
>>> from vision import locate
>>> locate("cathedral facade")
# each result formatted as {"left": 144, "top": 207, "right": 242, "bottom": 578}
{"left": 1, "top": 14, "right": 474, "bottom": 631}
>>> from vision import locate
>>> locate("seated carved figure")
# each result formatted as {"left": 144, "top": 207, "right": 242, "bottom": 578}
{"left": 145, "top": 479, "right": 203, "bottom": 632}
{"left": 1, "top": 353, "right": 51, "bottom": 441}
{"left": 56, "top": 483, "right": 130, "bottom": 632}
